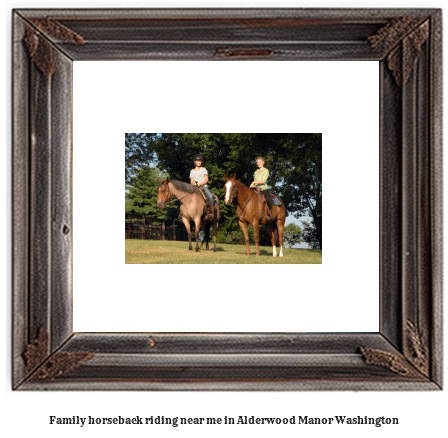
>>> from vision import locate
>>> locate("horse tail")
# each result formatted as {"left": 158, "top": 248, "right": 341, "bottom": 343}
{"left": 213, "top": 195, "right": 220, "bottom": 221}
{"left": 216, "top": 199, "right": 220, "bottom": 221}
{"left": 212, "top": 195, "right": 220, "bottom": 236}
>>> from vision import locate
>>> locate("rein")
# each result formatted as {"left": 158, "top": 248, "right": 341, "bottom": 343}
{"left": 165, "top": 192, "right": 191, "bottom": 204}
{"left": 163, "top": 183, "right": 199, "bottom": 205}
{"left": 234, "top": 187, "right": 253, "bottom": 221}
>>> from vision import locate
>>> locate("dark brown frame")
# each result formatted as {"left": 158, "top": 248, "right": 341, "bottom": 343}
{"left": 12, "top": 8, "right": 442, "bottom": 390}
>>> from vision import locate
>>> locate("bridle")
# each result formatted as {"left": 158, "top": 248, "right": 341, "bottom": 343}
{"left": 159, "top": 181, "right": 173, "bottom": 203}
{"left": 159, "top": 181, "right": 193, "bottom": 205}
{"left": 228, "top": 180, "right": 253, "bottom": 220}
{"left": 228, "top": 180, "right": 238, "bottom": 203}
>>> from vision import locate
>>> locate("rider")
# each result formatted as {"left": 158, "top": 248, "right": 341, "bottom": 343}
{"left": 190, "top": 154, "right": 215, "bottom": 220}
{"left": 249, "top": 156, "right": 274, "bottom": 222}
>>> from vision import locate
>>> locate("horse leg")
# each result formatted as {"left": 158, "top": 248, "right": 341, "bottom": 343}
{"left": 213, "top": 195, "right": 219, "bottom": 252}
{"left": 252, "top": 220, "right": 260, "bottom": 256}
{"left": 276, "top": 220, "right": 284, "bottom": 257}
{"left": 181, "top": 217, "right": 192, "bottom": 251}
{"left": 239, "top": 220, "right": 251, "bottom": 256}
{"left": 199, "top": 224, "right": 205, "bottom": 249}
{"left": 265, "top": 223, "right": 277, "bottom": 257}
{"left": 213, "top": 217, "right": 218, "bottom": 252}
{"left": 204, "top": 222, "right": 211, "bottom": 250}
{"left": 194, "top": 217, "right": 201, "bottom": 252}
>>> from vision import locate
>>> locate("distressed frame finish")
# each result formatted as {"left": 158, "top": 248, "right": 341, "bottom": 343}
{"left": 12, "top": 8, "right": 442, "bottom": 390}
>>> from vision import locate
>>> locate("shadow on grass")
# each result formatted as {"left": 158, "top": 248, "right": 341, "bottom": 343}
{"left": 199, "top": 247, "right": 225, "bottom": 252}
{"left": 235, "top": 249, "right": 272, "bottom": 256}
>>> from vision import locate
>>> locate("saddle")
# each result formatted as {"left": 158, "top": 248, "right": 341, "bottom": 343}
{"left": 196, "top": 187, "right": 217, "bottom": 221}
{"left": 178, "top": 187, "right": 216, "bottom": 222}
{"left": 252, "top": 188, "right": 282, "bottom": 224}
{"left": 195, "top": 187, "right": 210, "bottom": 213}
{"left": 252, "top": 188, "right": 282, "bottom": 206}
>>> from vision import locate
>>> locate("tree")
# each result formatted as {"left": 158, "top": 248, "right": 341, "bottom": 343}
{"left": 125, "top": 133, "right": 157, "bottom": 183}
{"left": 283, "top": 223, "right": 304, "bottom": 248}
{"left": 126, "top": 166, "right": 177, "bottom": 219}
{"left": 301, "top": 218, "right": 321, "bottom": 249}
{"left": 223, "top": 133, "right": 292, "bottom": 192}
{"left": 279, "top": 134, "right": 322, "bottom": 249}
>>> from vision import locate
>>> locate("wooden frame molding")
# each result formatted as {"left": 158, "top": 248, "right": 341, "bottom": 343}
{"left": 12, "top": 8, "right": 442, "bottom": 390}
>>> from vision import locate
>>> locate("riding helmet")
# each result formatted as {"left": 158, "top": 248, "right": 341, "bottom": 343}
{"left": 193, "top": 154, "right": 204, "bottom": 162}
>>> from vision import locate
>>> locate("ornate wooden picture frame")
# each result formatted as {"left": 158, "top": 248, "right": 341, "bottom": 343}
{"left": 12, "top": 8, "right": 442, "bottom": 390}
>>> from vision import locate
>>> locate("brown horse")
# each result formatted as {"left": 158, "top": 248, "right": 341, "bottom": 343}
{"left": 224, "top": 173, "right": 286, "bottom": 257}
{"left": 157, "top": 178, "right": 220, "bottom": 252}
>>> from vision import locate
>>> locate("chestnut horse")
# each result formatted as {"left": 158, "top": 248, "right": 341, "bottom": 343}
{"left": 157, "top": 178, "right": 219, "bottom": 252}
{"left": 224, "top": 174, "right": 286, "bottom": 257}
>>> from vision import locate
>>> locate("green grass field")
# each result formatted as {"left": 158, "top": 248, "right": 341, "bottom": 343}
{"left": 125, "top": 239, "right": 322, "bottom": 264}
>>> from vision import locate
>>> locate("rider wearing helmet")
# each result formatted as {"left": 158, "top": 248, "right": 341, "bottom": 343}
{"left": 190, "top": 154, "right": 215, "bottom": 220}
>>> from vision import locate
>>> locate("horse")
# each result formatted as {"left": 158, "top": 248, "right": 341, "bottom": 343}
{"left": 157, "top": 178, "right": 220, "bottom": 252}
{"left": 223, "top": 173, "right": 286, "bottom": 257}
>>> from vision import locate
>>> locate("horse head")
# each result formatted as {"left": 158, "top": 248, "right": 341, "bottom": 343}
{"left": 157, "top": 178, "right": 171, "bottom": 210}
{"left": 223, "top": 173, "right": 238, "bottom": 206}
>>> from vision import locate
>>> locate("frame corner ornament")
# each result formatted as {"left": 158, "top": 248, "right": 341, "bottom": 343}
{"left": 368, "top": 17, "right": 430, "bottom": 86}
{"left": 24, "top": 328, "right": 94, "bottom": 381}
{"left": 359, "top": 345, "right": 424, "bottom": 379}
{"left": 405, "top": 320, "right": 429, "bottom": 377}
{"left": 24, "top": 327, "right": 50, "bottom": 373}
{"left": 23, "top": 17, "right": 85, "bottom": 77}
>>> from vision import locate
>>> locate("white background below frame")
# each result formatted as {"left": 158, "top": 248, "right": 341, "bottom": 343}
{"left": 73, "top": 60, "right": 379, "bottom": 333}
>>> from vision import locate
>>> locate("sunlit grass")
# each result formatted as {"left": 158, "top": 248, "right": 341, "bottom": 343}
{"left": 125, "top": 239, "right": 322, "bottom": 264}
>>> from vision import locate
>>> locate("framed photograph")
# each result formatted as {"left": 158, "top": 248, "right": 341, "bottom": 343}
{"left": 12, "top": 8, "right": 442, "bottom": 390}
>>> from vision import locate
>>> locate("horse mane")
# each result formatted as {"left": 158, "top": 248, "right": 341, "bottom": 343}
{"left": 168, "top": 179, "right": 200, "bottom": 195}
{"left": 236, "top": 179, "right": 249, "bottom": 189}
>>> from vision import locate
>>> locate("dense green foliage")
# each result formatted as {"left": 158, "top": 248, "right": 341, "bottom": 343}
{"left": 301, "top": 217, "right": 322, "bottom": 249}
{"left": 125, "top": 166, "right": 177, "bottom": 220}
{"left": 283, "top": 223, "right": 304, "bottom": 248}
{"left": 125, "top": 133, "right": 157, "bottom": 183}
{"left": 125, "top": 133, "right": 322, "bottom": 248}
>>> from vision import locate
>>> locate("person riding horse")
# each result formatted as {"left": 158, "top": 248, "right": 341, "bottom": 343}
{"left": 190, "top": 154, "right": 215, "bottom": 221}
{"left": 249, "top": 157, "right": 274, "bottom": 222}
